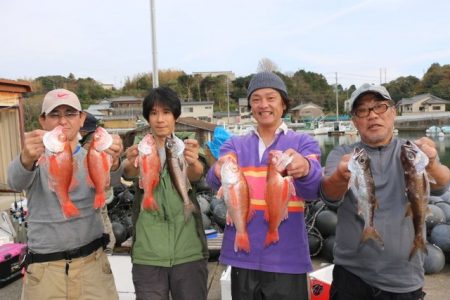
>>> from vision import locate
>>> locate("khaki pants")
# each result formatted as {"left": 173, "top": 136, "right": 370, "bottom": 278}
{"left": 101, "top": 204, "right": 116, "bottom": 251}
{"left": 22, "top": 248, "right": 118, "bottom": 300}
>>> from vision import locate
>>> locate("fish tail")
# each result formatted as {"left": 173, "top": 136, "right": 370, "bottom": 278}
{"left": 183, "top": 201, "right": 196, "bottom": 222}
{"left": 362, "top": 227, "right": 384, "bottom": 246}
{"left": 62, "top": 200, "right": 80, "bottom": 218}
{"left": 264, "top": 230, "right": 279, "bottom": 247}
{"left": 93, "top": 192, "right": 105, "bottom": 209}
{"left": 142, "top": 194, "right": 159, "bottom": 211}
{"left": 235, "top": 232, "right": 250, "bottom": 253}
{"left": 409, "top": 238, "right": 427, "bottom": 260}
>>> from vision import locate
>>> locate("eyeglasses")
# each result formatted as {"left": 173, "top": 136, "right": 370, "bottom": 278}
{"left": 352, "top": 103, "right": 391, "bottom": 118}
{"left": 46, "top": 111, "right": 80, "bottom": 120}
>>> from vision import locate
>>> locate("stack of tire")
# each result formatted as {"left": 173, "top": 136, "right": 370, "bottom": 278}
{"left": 305, "top": 187, "right": 450, "bottom": 275}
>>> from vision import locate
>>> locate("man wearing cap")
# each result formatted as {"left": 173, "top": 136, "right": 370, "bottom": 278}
{"left": 206, "top": 72, "right": 322, "bottom": 299}
{"left": 8, "top": 88, "right": 123, "bottom": 299}
{"left": 80, "top": 112, "right": 116, "bottom": 254}
{"left": 320, "top": 83, "right": 450, "bottom": 300}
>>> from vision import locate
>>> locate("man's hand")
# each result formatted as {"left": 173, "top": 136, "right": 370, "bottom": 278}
{"left": 21, "top": 130, "right": 46, "bottom": 170}
{"left": 184, "top": 139, "right": 200, "bottom": 166}
{"left": 284, "top": 149, "right": 310, "bottom": 179}
{"left": 414, "top": 137, "right": 438, "bottom": 169}
{"left": 105, "top": 134, "right": 123, "bottom": 171}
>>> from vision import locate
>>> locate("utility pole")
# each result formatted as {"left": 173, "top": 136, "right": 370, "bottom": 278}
{"left": 335, "top": 72, "right": 339, "bottom": 122}
{"left": 150, "top": 0, "right": 159, "bottom": 88}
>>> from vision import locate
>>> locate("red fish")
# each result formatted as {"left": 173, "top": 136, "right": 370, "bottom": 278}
{"left": 217, "top": 153, "right": 252, "bottom": 252}
{"left": 264, "top": 150, "right": 295, "bottom": 247}
{"left": 86, "top": 127, "right": 113, "bottom": 209}
{"left": 137, "top": 134, "right": 161, "bottom": 210}
{"left": 43, "top": 126, "right": 79, "bottom": 218}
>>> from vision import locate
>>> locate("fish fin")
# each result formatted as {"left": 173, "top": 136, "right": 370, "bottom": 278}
{"left": 36, "top": 155, "right": 46, "bottom": 166}
{"left": 93, "top": 192, "right": 106, "bottom": 209}
{"left": 247, "top": 207, "right": 255, "bottom": 223}
{"left": 142, "top": 193, "right": 159, "bottom": 211}
{"left": 282, "top": 206, "right": 289, "bottom": 221}
{"left": 289, "top": 179, "right": 296, "bottom": 197}
{"left": 405, "top": 203, "right": 413, "bottom": 218}
{"left": 68, "top": 173, "right": 78, "bottom": 193}
{"left": 361, "top": 227, "right": 384, "bottom": 246}
{"left": 61, "top": 201, "right": 80, "bottom": 218}
{"left": 217, "top": 187, "right": 224, "bottom": 199}
{"left": 235, "top": 232, "right": 250, "bottom": 253}
{"left": 264, "top": 230, "right": 279, "bottom": 247}
{"left": 226, "top": 212, "right": 233, "bottom": 226}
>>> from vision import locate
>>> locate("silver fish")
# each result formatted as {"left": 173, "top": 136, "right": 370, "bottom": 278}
{"left": 165, "top": 135, "right": 195, "bottom": 221}
{"left": 348, "top": 147, "right": 383, "bottom": 246}
{"left": 400, "top": 140, "right": 429, "bottom": 260}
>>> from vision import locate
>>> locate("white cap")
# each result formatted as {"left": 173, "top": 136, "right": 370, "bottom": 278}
{"left": 41, "top": 89, "right": 81, "bottom": 114}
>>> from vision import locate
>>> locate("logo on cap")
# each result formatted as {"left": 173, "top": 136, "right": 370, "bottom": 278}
{"left": 57, "top": 92, "right": 69, "bottom": 98}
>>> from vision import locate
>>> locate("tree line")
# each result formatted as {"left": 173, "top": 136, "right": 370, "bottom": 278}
{"left": 21, "top": 63, "right": 450, "bottom": 131}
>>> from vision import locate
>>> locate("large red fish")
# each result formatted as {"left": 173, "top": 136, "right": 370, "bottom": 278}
{"left": 86, "top": 127, "right": 113, "bottom": 209}
{"left": 264, "top": 150, "right": 295, "bottom": 247}
{"left": 137, "top": 134, "right": 161, "bottom": 210}
{"left": 217, "top": 153, "right": 252, "bottom": 253}
{"left": 43, "top": 126, "right": 79, "bottom": 218}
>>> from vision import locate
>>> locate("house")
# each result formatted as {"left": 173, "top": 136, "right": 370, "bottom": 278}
{"left": 290, "top": 102, "right": 324, "bottom": 122}
{"left": 397, "top": 93, "right": 450, "bottom": 115}
{"left": 121, "top": 117, "right": 216, "bottom": 149}
{"left": 181, "top": 100, "right": 214, "bottom": 122}
{"left": 0, "top": 79, "right": 32, "bottom": 204}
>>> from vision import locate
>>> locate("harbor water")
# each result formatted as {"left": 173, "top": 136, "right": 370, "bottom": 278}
{"left": 312, "top": 131, "right": 450, "bottom": 167}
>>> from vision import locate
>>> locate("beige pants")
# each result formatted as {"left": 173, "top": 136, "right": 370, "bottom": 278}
{"left": 101, "top": 204, "right": 116, "bottom": 252}
{"left": 21, "top": 248, "right": 118, "bottom": 300}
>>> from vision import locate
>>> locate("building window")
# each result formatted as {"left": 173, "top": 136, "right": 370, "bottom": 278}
{"left": 182, "top": 107, "right": 193, "bottom": 113}
{"left": 432, "top": 106, "right": 441, "bottom": 111}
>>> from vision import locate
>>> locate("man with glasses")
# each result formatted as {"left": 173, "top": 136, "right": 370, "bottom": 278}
{"left": 320, "top": 83, "right": 450, "bottom": 300}
{"left": 8, "top": 88, "right": 123, "bottom": 299}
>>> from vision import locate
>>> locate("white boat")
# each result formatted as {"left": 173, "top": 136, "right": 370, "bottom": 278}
{"left": 426, "top": 126, "right": 442, "bottom": 135}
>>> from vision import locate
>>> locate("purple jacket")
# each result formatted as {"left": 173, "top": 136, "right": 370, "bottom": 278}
{"left": 206, "top": 129, "right": 322, "bottom": 274}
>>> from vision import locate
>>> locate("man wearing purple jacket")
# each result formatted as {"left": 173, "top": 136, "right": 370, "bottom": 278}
{"left": 206, "top": 71, "right": 322, "bottom": 300}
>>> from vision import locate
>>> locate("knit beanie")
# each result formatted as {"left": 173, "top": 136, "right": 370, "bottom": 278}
{"left": 246, "top": 72, "right": 287, "bottom": 99}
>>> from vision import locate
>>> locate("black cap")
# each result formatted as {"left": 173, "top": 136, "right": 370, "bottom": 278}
{"left": 81, "top": 112, "right": 98, "bottom": 133}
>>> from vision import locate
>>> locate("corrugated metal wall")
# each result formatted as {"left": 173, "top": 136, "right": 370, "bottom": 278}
{"left": 0, "top": 108, "right": 21, "bottom": 187}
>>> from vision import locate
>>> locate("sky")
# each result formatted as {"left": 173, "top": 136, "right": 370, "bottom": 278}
{"left": 2, "top": 0, "right": 450, "bottom": 89}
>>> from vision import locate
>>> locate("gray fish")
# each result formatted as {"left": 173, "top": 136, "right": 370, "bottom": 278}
{"left": 165, "top": 135, "right": 195, "bottom": 221}
{"left": 348, "top": 147, "right": 384, "bottom": 246}
{"left": 400, "top": 140, "right": 429, "bottom": 260}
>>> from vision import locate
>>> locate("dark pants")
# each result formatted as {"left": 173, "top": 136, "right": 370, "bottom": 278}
{"left": 330, "top": 265, "right": 426, "bottom": 300}
{"left": 231, "top": 266, "right": 309, "bottom": 300}
{"left": 132, "top": 259, "right": 208, "bottom": 300}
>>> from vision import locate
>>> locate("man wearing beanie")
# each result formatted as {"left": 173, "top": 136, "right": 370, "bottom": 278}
{"left": 207, "top": 72, "right": 322, "bottom": 299}
{"left": 7, "top": 89, "right": 123, "bottom": 299}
